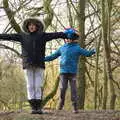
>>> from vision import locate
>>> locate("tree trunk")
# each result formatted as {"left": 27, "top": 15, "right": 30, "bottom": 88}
{"left": 102, "top": 59, "right": 108, "bottom": 109}
{"left": 101, "top": 0, "right": 116, "bottom": 109}
{"left": 94, "top": 35, "right": 101, "bottom": 109}
{"left": 77, "top": 0, "right": 86, "bottom": 109}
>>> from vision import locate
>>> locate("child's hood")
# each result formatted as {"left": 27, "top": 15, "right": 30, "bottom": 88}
{"left": 22, "top": 18, "right": 44, "bottom": 33}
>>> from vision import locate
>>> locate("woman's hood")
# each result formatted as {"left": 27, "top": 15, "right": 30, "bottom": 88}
{"left": 22, "top": 18, "right": 44, "bottom": 33}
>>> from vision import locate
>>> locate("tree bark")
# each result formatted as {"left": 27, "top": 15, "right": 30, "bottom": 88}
{"left": 101, "top": 0, "right": 116, "bottom": 109}
{"left": 77, "top": 0, "right": 86, "bottom": 109}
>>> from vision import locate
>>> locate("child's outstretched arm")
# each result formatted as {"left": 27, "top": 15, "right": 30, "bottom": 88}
{"left": 44, "top": 49, "right": 61, "bottom": 62}
{"left": 78, "top": 47, "right": 96, "bottom": 57}
{"left": 0, "top": 33, "right": 22, "bottom": 42}
{"left": 44, "top": 28, "right": 79, "bottom": 42}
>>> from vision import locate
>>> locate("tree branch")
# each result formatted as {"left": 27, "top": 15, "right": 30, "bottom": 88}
{"left": 0, "top": 43, "right": 21, "bottom": 57}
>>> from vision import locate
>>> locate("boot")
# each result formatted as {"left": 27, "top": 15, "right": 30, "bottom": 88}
{"left": 36, "top": 99, "right": 43, "bottom": 114}
{"left": 28, "top": 99, "right": 37, "bottom": 114}
{"left": 72, "top": 102, "right": 78, "bottom": 113}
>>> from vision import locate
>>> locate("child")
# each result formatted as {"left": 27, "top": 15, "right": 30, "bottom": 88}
{"left": 45, "top": 28, "right": 95, "bottom": 113}
{"left": 0, "top": 19, "right": 79, "bottom": 114}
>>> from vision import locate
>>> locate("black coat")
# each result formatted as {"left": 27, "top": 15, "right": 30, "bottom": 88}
{"left": 0, "top": 31, "right": 67, "bottom": 69}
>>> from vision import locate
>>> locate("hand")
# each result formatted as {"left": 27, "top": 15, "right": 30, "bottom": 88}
{"left": 91, "top": 49, "right": 96, "bottom": 54}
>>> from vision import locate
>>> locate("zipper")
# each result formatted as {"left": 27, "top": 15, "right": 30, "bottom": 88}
{"left": 32, "top": 38, "right": 36, "bottom": 62}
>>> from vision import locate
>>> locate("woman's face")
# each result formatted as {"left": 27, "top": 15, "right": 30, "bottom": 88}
{"left": 28, "top": 23, "right": 37, "bottom": 32}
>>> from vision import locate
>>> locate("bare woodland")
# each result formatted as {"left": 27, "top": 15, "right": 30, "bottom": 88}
{"left": 0, "top": 0, "right": 120, "bottom": 112}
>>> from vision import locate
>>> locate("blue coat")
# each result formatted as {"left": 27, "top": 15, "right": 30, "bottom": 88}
{"left": 45, "top": 42, "right": 95, "bottom": 74}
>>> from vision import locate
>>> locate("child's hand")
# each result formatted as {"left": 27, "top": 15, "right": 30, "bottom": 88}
{"left": 91, "top": 49, "right": 96, "bottom": 54}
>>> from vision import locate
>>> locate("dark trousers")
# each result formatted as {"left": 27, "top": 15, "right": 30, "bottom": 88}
{"left": 59, "top": 73, "right": 78, "bottom": 108}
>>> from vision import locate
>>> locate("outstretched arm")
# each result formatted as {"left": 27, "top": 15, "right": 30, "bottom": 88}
{"left": 44, "top": 32, "right": 67, "bottom": 42}
{"left": 44, "top": 28, "right": 79, "bottom": 42}
{"left": 44, "top": 49, "right": 61, "bottom": 61}
{"left": 0, "top": 33, "right": 22, "bottom": 42}
{"left": 78, "top": 47, "right": 96, "bottom": 57}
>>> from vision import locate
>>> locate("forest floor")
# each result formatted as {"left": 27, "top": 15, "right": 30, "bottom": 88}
{"left": 0, "top": 109, "right": 120, "bottom": 120}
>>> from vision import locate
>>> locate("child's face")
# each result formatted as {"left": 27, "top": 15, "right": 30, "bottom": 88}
{"left": 65, "top": 39, "right": 73, "bottom": 43}
{"left": 65, "top": 39, "right": 78, "bottom": 43}
{"left": 28, "top": 23, "right": 37, "bottom": 32}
